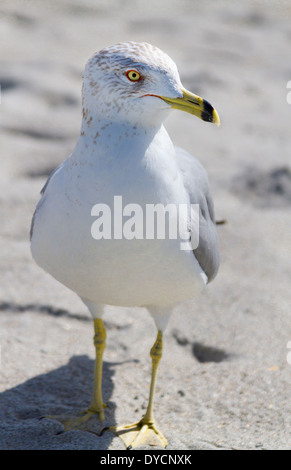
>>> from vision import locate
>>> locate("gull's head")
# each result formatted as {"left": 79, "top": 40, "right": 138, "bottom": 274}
{"left": 82, "top": 41, "right": 220, "bottom": 128}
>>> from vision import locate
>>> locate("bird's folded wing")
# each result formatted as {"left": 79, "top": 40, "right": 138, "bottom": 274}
{"left": 30, "top": 161, "right": 66, "bottom": 240}
{"left": 176, "top": 146, "right": 220, "bottom": 283}
{"left": 40, "top": 161, "right": 66, "bottom": 195}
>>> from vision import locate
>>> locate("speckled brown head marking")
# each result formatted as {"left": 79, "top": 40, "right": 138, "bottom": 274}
{"left": 81, "top": 41, "right": 183, "bottom": 126}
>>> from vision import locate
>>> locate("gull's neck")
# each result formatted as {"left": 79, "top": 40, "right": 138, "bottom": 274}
{"left": 73, "top": 114, "right": 168, "bottom": 163}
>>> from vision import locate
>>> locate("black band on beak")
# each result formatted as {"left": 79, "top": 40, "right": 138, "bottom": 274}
{"left": 201, "top": 99, "right": 214, "bottom": 123}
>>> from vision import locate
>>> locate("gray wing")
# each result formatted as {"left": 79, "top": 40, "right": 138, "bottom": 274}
{"left": 176, "top": 146, "right": 220, "bottom": 283}
{"left": 40, "top": 162, "right": 64, "bottom": 195}
{"left": 30, "top": 162, "right": 64, "bottom": 240}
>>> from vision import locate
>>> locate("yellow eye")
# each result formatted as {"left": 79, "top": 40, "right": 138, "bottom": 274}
{"left": 126, "top": 70, "right": 142, "bottom": 82}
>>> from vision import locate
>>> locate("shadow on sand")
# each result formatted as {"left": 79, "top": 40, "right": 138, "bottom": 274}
{"left": 0, "top": 355, "right": 122, "bottom": 449}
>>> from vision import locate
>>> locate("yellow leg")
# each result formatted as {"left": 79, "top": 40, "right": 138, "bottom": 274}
{"left": 111, "top": 330, "right": 168, "bottom": 449}
{"left": 88, "top": 318, "right": 107, "bottom": 420}
{"left": 47, "top": 318, "right": 107, "bottom": 431}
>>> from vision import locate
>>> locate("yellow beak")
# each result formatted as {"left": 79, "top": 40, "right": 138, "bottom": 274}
{"left": 160, "top": 87, "right": 220, "bottom": 126}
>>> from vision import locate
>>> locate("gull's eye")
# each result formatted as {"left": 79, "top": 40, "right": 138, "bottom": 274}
{"left": 126, "top": 70, "right": 142, "bottom": 82}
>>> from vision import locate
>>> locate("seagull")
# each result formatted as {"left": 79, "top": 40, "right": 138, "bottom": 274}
{"left": 30, "top": 41, "right": 220, "bottom": 449}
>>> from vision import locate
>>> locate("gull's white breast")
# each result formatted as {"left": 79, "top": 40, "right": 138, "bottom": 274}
{"left": 31, "top": 125, "right": 205, "bottom": 307}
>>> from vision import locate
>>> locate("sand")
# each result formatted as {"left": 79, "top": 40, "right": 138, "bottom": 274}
{"left": 0, "top": 0, "right": 291, "bottom": 450}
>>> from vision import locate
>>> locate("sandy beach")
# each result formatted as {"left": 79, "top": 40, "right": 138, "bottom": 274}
{"left": 0, "top": 0, "right": 291, "bottom": 449}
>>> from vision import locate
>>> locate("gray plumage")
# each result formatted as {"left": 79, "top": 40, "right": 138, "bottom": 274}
{"left": 176, "top": 146, "right": 220, "bottom": 283}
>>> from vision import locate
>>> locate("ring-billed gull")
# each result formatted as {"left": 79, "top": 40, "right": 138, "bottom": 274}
{"left": 30, "top": 41, "right": 220, "bottom": 449}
